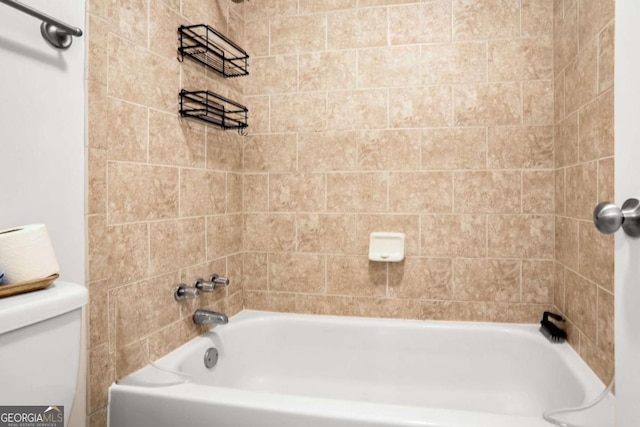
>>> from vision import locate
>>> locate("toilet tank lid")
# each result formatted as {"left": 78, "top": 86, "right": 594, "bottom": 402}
{"left": 0, "top": 281, "right": 88, "bottom": 335}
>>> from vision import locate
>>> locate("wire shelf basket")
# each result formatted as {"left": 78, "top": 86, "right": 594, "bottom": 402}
{"left": 179, "top": 90, "right": 248, "bottom": 131}
{"left": 178, "top": 24, "right": 249, "bottom": 78}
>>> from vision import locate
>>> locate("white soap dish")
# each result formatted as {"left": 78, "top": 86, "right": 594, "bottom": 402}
{"left": 368, "top": 232, "right": 405, "bottom": 262}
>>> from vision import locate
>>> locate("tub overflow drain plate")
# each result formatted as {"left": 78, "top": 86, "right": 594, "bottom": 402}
{"left": 204, "top": 347, "right": 219, "bottom": 369}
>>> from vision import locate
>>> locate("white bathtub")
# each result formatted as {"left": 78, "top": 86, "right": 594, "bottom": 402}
{"left": 108, "top": 310, "right": 613, "bottom": 427}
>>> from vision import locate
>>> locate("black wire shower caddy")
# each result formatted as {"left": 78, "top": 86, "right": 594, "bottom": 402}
{"left": 178, "top": 24, "right": 249, "bottom": 77}
{"left": 179, "top": 90, "right": 248, "bottom": 131}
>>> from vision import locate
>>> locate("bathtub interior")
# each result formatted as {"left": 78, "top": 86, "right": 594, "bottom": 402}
{"left": 119, "top": 311, "right": 607, "bottom": 419}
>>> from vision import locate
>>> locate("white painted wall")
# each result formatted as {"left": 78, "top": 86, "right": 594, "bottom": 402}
{"left": 615, "top": 2, "right": 640, "bottom": 425}
{"left": 0, "top": 1, "right": 86, "bottom": 427}
{"left": 0, "top": 0, "right": 85, "bottom": 284}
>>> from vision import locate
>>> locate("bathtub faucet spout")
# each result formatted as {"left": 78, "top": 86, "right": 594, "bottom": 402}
{"left": 193, "top": 309, "right": 229, "bottom": 325}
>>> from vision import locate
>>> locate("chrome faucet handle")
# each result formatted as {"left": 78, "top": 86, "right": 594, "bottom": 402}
{"left": 210, "top": 274, "right": 230, "bottom": 288}
{"left": 194, "top": 277, "right": 214, "bottom": 292}
{"left": 175, "top": 284, "right": 200, "bottom": 301}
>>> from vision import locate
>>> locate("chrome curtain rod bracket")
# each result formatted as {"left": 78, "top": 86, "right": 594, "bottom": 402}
{"left": 0, "top": 0, "right": 83, "bottom": 50}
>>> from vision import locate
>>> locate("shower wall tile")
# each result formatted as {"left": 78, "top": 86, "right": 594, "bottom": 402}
{"left": 148, "top": 111, "right": 206, "bottom": 168}
{"left": 327, "top": 8, "right": 388, "bottom": 49}
{"left": 452, "top": 0, "right": 520, "bottom": 40}
{"left": 87, "top": 149, "right": 107, "bottom": 215}
{"left": 298, "top": 0, "right": 356, "bottom": 14}
{"left": 555, "top": 216, "right": 579, "bottom": 270}
{"left": 244, "top": 214, "right": 296, "bottom": 251}
{"left": 243, "top": 174, "right": 269, "bottom": 212}
{"left": 299, "top": 52, "right": 357, "bottom": 92}
{"left": 244, "top": 0, "right": 297, "bottom": 22}
{"left": 553, "top": 0, "right": 578, "bottom": 72}
{"left": 597, "top": 288, "right": 615, "bottom": 354}
{"left": 269, "top": 173, "right": 326, "bottom": 212}
{"left": 521, "top": 0, "right": 553, "bottom": 36}
{"left": 298, "top": 131, "right": 358, "bottom": 171}
{"left": 453, "top": 258, "right": 521, "bottom": 303}
{"left": 564, "top": 41, "right": 598, "bottom": 114}
{"left": 388, "top": 172, "right": 453, "bottom": 213}
{"left": 207, "top": 214, "right": 243, "bottom": 257}
{"left": 296, "top": 214, "right": 359, "bottom": 254}
{"left": 107, "top": 163, "right": 179, "bottom": 224}
{"left": 565, "top": 161, "right": 598, "bottom": 221}
{"left": 326, "top": 173, "right": 388, "bottom": 212}
{"left": 578, "top": 223, "right": 614, "bottom": 291}
{"left": 554, "top": 72, "right": 565, "bottom": 123}
{"left": 554, "top": 113, "right": 579, "bottom": 167}
{"left": 270, "top": 14, "right": 326, "bottom": 54}
{"left": 87, "top": 3, "right": 247, "bottom": 423}
{"left": 565, "top": 270, "right": 597, "bottom": 342}
{"left": 487, "top": 215, "right": 554, "bottom": 259}
{"left": 244, "top": 56, "right": 298, "bottom": 95}
{"left": 389, "top": 86, "right": 453, "bottom": 128}
{"left": 388, "top": 257, "right": 453, "bottom": 300}
{"left": 107, "top": 0, "right": 148, "bottom": 47}
{"left": 227, "top": 173, "right": 244, "bottom": 214}
{"left": 487, "top": 126, "right": 554, "bottom": 169}
{"left": 598, "top": 158, "right": 615, "bottom": 203}
{"left": 149, "top": 219, "right": 206, "bottom": 275}
{"left": 553, "top": 0, "right": 615, "bottom": 381}
{"left": 87, "top": 82, "right": 108, "bottom": 150}
{"left": 328, "top": 90, "right": 388, "bottom": 130}
{"left": 488, "top": 37, "right": 553, "bottom": 81}
{"left": 522, "top": 260, "right": 554, "bottom": 304}
{"left": 454, "top": 83, "right": 522, "bottom": 126}
{"left": 555, "top": 169, "right": 565, "bottom": 215}
{"left": 577, "top": 0, "right": 614, "bottom": 49}
{"left": 523, "top": 80, "right": 554, "bottom": 125}
{"left": 357, "top": 130, "right": 420, "bottom": 171}
{"left": 207, "top": 132, "right": 244, "bottom": 172}
{"left": 453, "top": 171, "right": 521, "bottom": 214}
{"left": 420, "top": 215, "right": 487, "bottom": 258}
{"left": 421, "top": 128, "right": 487, "bottom": 170}
{"left": 243, "top": 252, "right": 269, "bottom": 290}
{"left": 578, "top": 89, "right": 614, "bottom": 162}
{"left": 243, "top": 134, "right": 298, "bottom": 172}
{"left": 388, "top": 1, "right": 452, "bottom": 45}
{"left": 244, "top": 18, "right": 270, "bottom": 57}
{"left": 420, "top": 42, "right": 487, "bottom": 85}
{"left": 522, "top": 170, "right": 555, "bottom": 214}
{"left": 326, "top": 256, "right": 387, "bottom": 296}
{"left": 358, "top": 46, "right": 422, "bottom": 88}
{"left": 270, "top": 92, "right": 328, "bottom": 132}
{"left": 598, "top": 23, "right": 615, "bottom": 93}
{"left": 87, "top": 14, "right": 108, "bottom": 84}
{"left": 106, "top": 98, "right": 147, "bottom": 163}
{"left": 268, "top": 253, "right": 326, "bottom": 293}
{"left": 149, "top": 0, "right": 184, "bottom": 60}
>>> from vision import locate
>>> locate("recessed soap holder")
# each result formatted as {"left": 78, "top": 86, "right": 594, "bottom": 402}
{"left": 368, "top": 232, "right": 405, "bottom": 262}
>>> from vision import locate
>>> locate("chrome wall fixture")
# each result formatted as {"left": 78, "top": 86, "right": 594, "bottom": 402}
{"left": 194, "top": 275, "right": 230, "bottom": 292}
{"left": 0, "top": 0, "right": 83, "bottom": 50}
{"left": 593, "top": 198, "right": 640, "bottom": 237}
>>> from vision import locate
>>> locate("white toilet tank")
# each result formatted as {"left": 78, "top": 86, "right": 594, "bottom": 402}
{"left": 0, "top": 281, "right": 88, "bottom": 427}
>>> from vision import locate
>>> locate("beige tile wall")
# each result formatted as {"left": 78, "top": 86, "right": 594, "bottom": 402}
{"left": 85, "top": 0, "right": 245, "bottom": 425}
{"left": 84, "top": 2, "right": 618, "bottom": 426}
{"left": 242, "top": 0, "right": 558, "bottom": 326}
{"left": 552, "top": 0, "right": 615, "bottom": 383}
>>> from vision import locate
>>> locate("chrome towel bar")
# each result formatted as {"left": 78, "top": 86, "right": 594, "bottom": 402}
{"left": 0, "top": 0, "right": 82, "bottom": 50}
